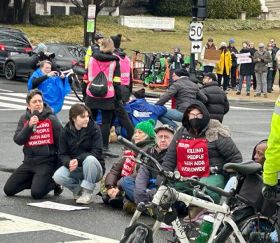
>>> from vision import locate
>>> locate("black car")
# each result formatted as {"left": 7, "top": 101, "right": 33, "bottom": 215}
{"left": 3, "top": 43, "right": 86, "bottom": 80}
{"left": 0, "top": 27, "right": 33, "bottom": 76}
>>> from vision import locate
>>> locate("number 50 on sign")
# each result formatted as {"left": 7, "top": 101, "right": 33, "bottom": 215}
{"left": 189, "top": 22, "right": 203, "bottom": 41}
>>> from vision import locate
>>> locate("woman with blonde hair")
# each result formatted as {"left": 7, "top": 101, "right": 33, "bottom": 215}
{"left": 85, "top": 38, "right": 121, "bottom": 158}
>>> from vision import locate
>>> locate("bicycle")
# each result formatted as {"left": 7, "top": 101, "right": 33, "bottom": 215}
{"left": 60, "top": 63, "right": 86, "bottom": 102}
{"left": 117, "top": 136, "right": 280, "bottom": 243}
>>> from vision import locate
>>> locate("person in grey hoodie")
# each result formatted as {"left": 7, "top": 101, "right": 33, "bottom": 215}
{"left": 156, "top": 68, "right": 206, "bottom": 129}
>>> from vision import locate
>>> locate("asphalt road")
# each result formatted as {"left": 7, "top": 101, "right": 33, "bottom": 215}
{"left": 0, "top": 76, "right": 276, "bottom": 243}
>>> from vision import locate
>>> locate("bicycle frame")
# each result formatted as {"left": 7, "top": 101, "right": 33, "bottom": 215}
{"left": 128, "top": 185, "right": 247, "bottom": 243}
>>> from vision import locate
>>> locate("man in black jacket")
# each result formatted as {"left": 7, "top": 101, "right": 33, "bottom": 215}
{"left": 156, "top": 68, "right": 205, "bottom": 129}
{"left": 4, "top": 89, "right": 62, "bottom": 199}
{"left": 198, "top": 73, "right": 229, "bottom": 123}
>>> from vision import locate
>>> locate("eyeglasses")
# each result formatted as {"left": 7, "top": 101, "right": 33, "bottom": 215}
{"left": 189, "top": 113, "right": 203, "bottom": 119}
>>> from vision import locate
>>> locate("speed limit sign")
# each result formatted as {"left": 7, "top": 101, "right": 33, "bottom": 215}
{"left": 189, "top": 22, "right": 203, "bottom": 41}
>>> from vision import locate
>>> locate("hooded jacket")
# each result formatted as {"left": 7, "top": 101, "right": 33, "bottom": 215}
{"left": 161, "top": 101, "right": 242, "bottom": 174}
{"left": 14, "top": 105, "right": 62, "bottom": 165}
{"left": 58, "top": 119, "right": 105, "bottom": 174}
{"left": 155, "top": 76, "right": 201, "bottom": 113}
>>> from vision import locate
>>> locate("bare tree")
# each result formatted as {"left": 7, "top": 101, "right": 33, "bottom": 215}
{"left": 22, "top": 0, "right": 31, "bottom": 24}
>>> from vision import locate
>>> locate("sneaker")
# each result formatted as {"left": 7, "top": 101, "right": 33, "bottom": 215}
{"left": 76, "top": 189, "right": 94, "bottom": 204}
{"left": 246, "top": 92, "right": 250, "bottom": 96}
{"left": 73, "top": 190, "right": 82, "bottom": 200}
{"left": 103, "top": 148, "right": 119, "bottom": 158}
{"left": 123, "top": 200, "right": 137, "bottom": 214}
{"left": 264, "top": 93, "right": 268, "bottom": 98}
{"left": 254, "top": 93, "right": 261, "bottom": 97}
{"left": 54, "top": 184, "right": 63, "bottom": 196}
{"left": 236, "top": 91, "right": 241, "bottom": 95}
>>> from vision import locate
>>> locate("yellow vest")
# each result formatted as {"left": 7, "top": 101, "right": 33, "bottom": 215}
{"left": 263, "top": 95, "right": 280, "bottom": 186}
{"left": 84, "top": 46, "right": 92, "bottom": 69}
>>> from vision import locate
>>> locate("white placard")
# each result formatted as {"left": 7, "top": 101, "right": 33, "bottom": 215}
{"left": 191, "top": 41, "right": 203, "bottom": 53}
{"left": 120, "top": 16, "right": 175, "bottom": 30}
{"left": 88, "top": 4, "right": 96, "bottom": 19}
{"left": 28, "top": 201, "right": 89, "bottom": 211}
{"left": 189, "top": 22, "right": 204, "bottom": 41}
{"left": 236, "top": 53, "right": 252, "bottom": 64}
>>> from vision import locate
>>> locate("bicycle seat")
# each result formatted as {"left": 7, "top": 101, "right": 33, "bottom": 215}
{"left": 223, "top": 160, "right": 262, "bottom": 175}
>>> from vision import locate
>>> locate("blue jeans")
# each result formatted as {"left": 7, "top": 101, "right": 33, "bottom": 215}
{"left": 238, "top": 75, "right": 251, "bottom": 93}
{"left": 53, "top": 155, "right": 103, "bottom": 194}
{"left": 119, "top": 176, "right": 135, "bottom": 202}
{"left": 158, "top": 109, "right": 183, "bottom": 129}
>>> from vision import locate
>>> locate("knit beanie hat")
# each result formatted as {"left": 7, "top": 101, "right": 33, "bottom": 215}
{"left": 174, "top": 68, "right": 189, "bottom": 77}
{"left": 37, "top": 43, "right": 47, "bottom": 53}
{"left": 111, "top": 34, "right": 122, "bottom": 49}
{"left": 135, "top": 119, "right": 156, "bottom": 138}
{"left": 133, "top": 88, "right": 145, "bottom": 99}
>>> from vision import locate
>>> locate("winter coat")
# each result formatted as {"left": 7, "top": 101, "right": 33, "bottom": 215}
{"left": 155, "top": 76, "right": 201, "bottom": 113}
{"left": 198, "top": 81, "right": 229, "bottom": 123}
{"left": 253, "top": 50, "right": 272, "bottom": 73}
{"left": 85, "top": 52, "right": 121, "bottom": 110}
{"left": 239, "top": 48, "right": 255, "bottom": 76}
{"left": 228, "top": 46, "right": 238, "bottom": 68}
{"left": 125, "top": 98, "right": 167, "bottom": 126}
{"left": 58, "top": 119, "right": 105, "bottom": 174}
{"left": 161, "top": 102, "right": 242, "bottom": 175}
{"left": 104, "top": 138, "right": 155, "bottom": 189}
{"left": 134, "top": 145, "right": 167, "bottom": 204}
{"left": 14, "top": 105, "right": 62, "bottom": 165}
{"left": 28, "top": 69, "right": 71, "bottom": 114}
{"left": 216, "top": 49, "right": 232, "bottom": 75}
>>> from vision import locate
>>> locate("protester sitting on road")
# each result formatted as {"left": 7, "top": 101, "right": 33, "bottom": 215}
{"left": 4, "top": 89, "right": 63, "bottom": 199}
{"left": 198, "top": 72, "right": 229, "bottom": 123}
{"left": 156, "top": 68, "right": 206, "bottom": 129}
{"left": 158, "top": 100, "right": 242, "bottom": 204}
{"left": 100, "top": 119, "right": 155, "bottom": 209}
{"left": 85, "top": 38, "right": 121, "bottom": 158}
{"left": 28, "top": 60, "right": 71, "bottom": 114}
{"left": 53, "top": 103, "right": 105, "bottom": 205}
{"left": 133, "top": 125, "right": 175, "bottom": 205}
{"left": 253, "top": 43, "right": 272, "bottom": 98}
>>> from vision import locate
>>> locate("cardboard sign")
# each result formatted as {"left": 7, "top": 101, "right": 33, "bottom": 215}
{"left": 236, "top": 53, "right": 252, "bottom": 64}
{"left": 25, "top": 119, "right": 54, "bottom": 147}
{"left": 176, "top": 138, "right": 210, "bottom": 178}
{"left": 204, "top": 49, "right": 221, "bottom": 62}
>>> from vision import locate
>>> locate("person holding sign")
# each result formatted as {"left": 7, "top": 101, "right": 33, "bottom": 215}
{"left": 159, "top": 101, "right": 242, "bottom": 203}
{"left": 4, "top": 89, "right": 62, "bottom": 199}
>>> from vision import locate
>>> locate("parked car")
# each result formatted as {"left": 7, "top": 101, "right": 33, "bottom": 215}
{"left": 3, "top": 43, "right": 86, "bottom": 80}
{"left": 0, "top": 27, "right": 33, "bottom": 77}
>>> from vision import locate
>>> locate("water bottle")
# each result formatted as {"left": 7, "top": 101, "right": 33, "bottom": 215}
{"left": 195, "top": 215, "right": 214, "bottom": 243}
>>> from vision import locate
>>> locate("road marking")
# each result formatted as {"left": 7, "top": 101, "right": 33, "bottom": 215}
{"left": 0, "top": 88, "right": 14, "bottom": 92}
{"left": 0, "top": 212, "right": 118, "bottom": 243}
{"left": 0, "top": 101, "right": 26, "bottom": 109}
{"left": 230, "top": 106, "right": 273, "bottom": 111}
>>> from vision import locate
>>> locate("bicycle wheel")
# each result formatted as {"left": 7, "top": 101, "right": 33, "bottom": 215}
{"left": 216, "top": 214, "right": 280, "bottom": 243}
{"left": 69, "top": 74, "right": 84, "bottom": 102}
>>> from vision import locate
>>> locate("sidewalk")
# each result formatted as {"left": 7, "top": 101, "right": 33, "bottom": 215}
{"left": 134, "top": 84, "right": 280, "bottom": 103}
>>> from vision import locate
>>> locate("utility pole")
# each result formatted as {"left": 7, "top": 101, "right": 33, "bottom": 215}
{"left": 86, "top": 1, "right": 97, "bottom": 46}
{"left": 189, "top": 0, "right": 207, "bottom": 81}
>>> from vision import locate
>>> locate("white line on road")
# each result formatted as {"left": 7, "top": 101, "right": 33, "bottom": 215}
{"left": 0, "top": 101, "right": 26, "bottom": 109}
{"left": 0, "top": 212, "right": 118, "bottom": 243}
{"left": 0, "top": 89, "right": 14, "bottom": 92}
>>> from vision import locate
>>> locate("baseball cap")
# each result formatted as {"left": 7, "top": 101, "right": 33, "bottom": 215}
{"left": 155, "top": 124, "right": 176, "bottom": 134}
{"left": 258, "top": 43, "right": 265, "bottom": 48}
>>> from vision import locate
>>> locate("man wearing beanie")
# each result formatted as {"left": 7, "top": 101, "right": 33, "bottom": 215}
{"left": 156, "top": 68, "right": 206, "bottom": 129}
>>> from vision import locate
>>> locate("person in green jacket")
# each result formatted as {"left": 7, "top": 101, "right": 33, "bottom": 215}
{"left": 262, "top": 95, "right": 280, "bottom": 199}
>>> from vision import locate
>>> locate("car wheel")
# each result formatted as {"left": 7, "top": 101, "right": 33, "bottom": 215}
{"left": 4, "top": 61, "right": 16, "bottom": 80}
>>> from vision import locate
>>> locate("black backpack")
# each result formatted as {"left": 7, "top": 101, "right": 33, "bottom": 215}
{"left": 88, "top": 71, "right": 108, "bottom": 97}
